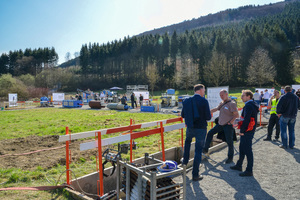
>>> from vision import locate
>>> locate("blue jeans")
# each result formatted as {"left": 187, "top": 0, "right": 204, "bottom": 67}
{"left": 183, "top": 128, "right": 206, "bottom": 178}
{"left": 254, "top": 100, "right": 260, "bottom": 105}
{"left": 262, "top": 99, "right": 268, "bottom": 104}
{"left": 204, "top": 124, "right": 234, "bottom": 160}
{"left": 236, "top": 132, "right": 254, "bottom": 172}
{"left": 280, "top": 116, "right": 296, "bottom": 148}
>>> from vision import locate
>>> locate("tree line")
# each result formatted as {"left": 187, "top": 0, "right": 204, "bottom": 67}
{"left": 0, "top": 47, "right": 58, "bottom": 76}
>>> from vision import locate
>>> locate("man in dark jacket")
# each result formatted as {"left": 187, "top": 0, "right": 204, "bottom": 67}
{"left": 121, "top": 94, "right": 127, "bottom": 105}
{"left": 230, "top": 90, "right": 259, "bottom": 177}
{"left": 130, "top": 93, "right": 137, "bottom": 108}
{"left": 181, "top": 84, "right": 211, "bottom": 181}
{"left": 276, "top": 85, "right": 300, "bottom": 149}
{"left": 139, "top": 94, "right": 143, "bottom": 107}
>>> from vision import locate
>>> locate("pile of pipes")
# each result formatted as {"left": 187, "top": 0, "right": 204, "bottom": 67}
{"left": 107, "top": 103, "right": 129, "bottom": 110}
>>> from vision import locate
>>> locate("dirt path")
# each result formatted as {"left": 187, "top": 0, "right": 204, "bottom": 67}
{"left": 0, "top": 135, "right": 97, "bottom": 170}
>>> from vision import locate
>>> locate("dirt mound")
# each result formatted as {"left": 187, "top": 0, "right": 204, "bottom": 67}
{"left": 0, "top": 135, "right": 97, "bottom": 170}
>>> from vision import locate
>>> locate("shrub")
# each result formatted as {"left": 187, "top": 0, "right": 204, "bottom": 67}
{"left": 18, "top": 74, "right": 35, "bottom": 87}
{"left": 27, "top": 87, "right": 48, "bottom": 98}
{"left": 0, "top": 74, "right": 29, "bottom": 100}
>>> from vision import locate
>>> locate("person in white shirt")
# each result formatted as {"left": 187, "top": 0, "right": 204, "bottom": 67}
{"left": 253, "top": 90, "right": 260, "bottom": 105}
{"left": 263, "top": 89, "right": 269, "bottom": 105}
{"left": 100, "top": 92, "right": 105, "bottom": 100}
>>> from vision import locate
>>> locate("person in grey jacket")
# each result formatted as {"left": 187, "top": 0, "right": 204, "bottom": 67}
{"left": 276, "top": 85, "right": 300, "bottom": 149}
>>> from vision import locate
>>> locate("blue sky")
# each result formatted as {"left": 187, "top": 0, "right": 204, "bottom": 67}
{"left": 0, "top": 0, "right": 282, "bottom": 64}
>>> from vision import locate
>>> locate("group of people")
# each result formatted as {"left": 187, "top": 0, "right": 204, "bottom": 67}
{"left": 253, "top": 89, "right": 277, "bottom": 106}
{"left": 266, "top": 86, "right": 300, "bottom": 149}
{"left": 121, "top": 93, "right": 144, "bottom": 109}
{"left": 181, "top": 84, "right": 299, "bottom": 181}
{"left": 73, "top": 94, "right": 82, "bottom": 101}
{"left": 253, "top": 87, "right": 300, "bottom": 106}
{"left": 260, "top": 87, "right": 300, "bottom": 150}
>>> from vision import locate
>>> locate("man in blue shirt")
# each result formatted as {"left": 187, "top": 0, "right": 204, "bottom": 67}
{"left": 276, "top": 85, "right": 300, "bottom": 149}
{"left": 181, "top": 84, "right": 211, "bottom": 181}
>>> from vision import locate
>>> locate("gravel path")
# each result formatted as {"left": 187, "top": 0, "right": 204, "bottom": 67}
{"left": 178, "top": 114, "right": 300, "bottom": 200}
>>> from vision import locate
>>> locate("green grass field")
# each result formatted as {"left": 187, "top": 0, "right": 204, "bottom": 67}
{"left": 0, "top": 108, "right": 178, "bottom": 140}
{"left": 0, "top": 88, "right": 270, "bottom": 199}
{"left": 0, "top": 108, "right": 182, "bottom": 199}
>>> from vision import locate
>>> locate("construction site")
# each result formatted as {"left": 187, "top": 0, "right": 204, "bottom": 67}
{"left": 2, "top": 84, "right": 299, "bottom": 200}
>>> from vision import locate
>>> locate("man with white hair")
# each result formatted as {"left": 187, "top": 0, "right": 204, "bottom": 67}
{"left": 203, "top": 89, "right": 239, "bottom": 164}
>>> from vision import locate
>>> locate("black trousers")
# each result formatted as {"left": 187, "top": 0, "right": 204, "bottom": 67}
{"left": 237, "top": 131, "right": 254, "bottom": 172}
{"left": 267, "top": 114, "right": 280, "bottom": 139}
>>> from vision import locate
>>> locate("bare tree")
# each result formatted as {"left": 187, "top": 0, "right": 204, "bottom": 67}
{"left": 175, "top": 55, "right": 199, "bottom": 93}
{"left": 204, "top": 51, "right": 229, "bottom": 86}
{"left": 247, "top": 47, "right": 276, "bottom": 86}
{"left": 74, "top": 52, "right": 80, "bottom": 66}
{"left": 74, "top": 52, "right": 80, "bottom": 58}
{"left": 146, "top": 63, "right": 160, "bottom": 95}
{"left": 292, "top": 50, "right": 300, "bottom": 78}
{"left": 65, "top": 52, "right": 71, "bottom": 62}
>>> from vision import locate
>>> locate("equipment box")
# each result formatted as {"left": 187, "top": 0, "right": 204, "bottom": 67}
{"left": 63, "top": 100, "right": 82, "bottom": 108}
{"left": 141, "top": 106, "right": 155, "bottom": 112}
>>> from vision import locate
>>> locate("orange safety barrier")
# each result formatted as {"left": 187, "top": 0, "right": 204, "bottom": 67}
{"left": 61, "top": 116, "right": 185, "bottom": 198}
{"left": 259, "top": 105, "right": 271, "bottom": 126}
{"left": 129, "top": 122, "right": 185, "bottom": 162}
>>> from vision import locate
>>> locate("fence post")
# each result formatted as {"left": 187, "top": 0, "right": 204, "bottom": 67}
{"left": 65, "top": 126, "right": 70, "bottom": 185}
{"left": 130, "top": 137, "right": 133, "bottom": 163}
{"left": 130, "top": 118, "right": 133, "bottom": 134}
{"left": 160, "top": 122, "right": 166, "bottom": 161}
{"left": 260, "top": 105, "right": 262, "bottom": 127}
{"left": 180, "top": 117, "right": 184, "bottom": 148}
{"left": 97, "top": 132, "right": 104, "bottom": 197}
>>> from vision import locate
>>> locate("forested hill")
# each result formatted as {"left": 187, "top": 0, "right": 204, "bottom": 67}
{"left": 137, "top": 0, "right": 292, "bottom": 36}
{"left": 76, "top": 0, "right": 300, "bottom": 90}
{"left": 59, "top": 0, "right": 295, "bottom": 69}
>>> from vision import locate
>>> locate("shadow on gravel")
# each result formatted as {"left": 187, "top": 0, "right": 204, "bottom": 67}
{"left": 268, "top": 139, "right": 300, "bottom": 164}
{"left": 200, "top": 159, "right": 276, "bottom": 200}
{"left": 233, "top": 131, "right": 266, "bottom": 156}
{"left": 286, "top": 147, "right": 300, "bottom": 164}
{"left": 185, "top": 176, "right": 209, "bottom": 200}
{"left": 252, "top": 133, "right": 266, "bottom": 145}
